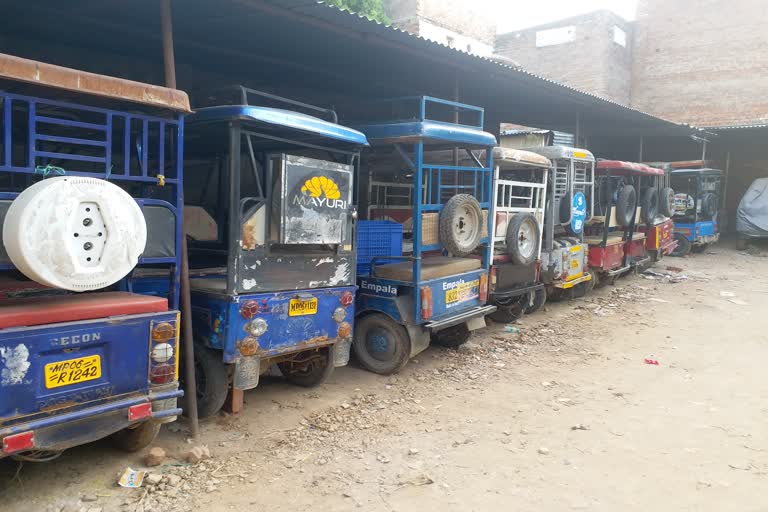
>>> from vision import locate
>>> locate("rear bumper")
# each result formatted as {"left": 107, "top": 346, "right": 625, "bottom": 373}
{"left": 425, "top": 305, "right": 497, "bottom": 332}
{"left": 0, "top": 386, "right": 182, "bottom": 458}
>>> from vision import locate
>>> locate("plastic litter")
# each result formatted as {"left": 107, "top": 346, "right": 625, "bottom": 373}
{"left": 117, "top": 468, "right": 146, "bottom": 488}
{"left": 644, "top": 358, "right": 660, "bottom": 365}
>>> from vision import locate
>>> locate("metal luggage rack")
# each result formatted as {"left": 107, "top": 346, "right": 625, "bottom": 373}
{"left": 0, "top": 90, "right": 185, "bottom": 306}
{"left": 493, "top": 168, "right": 548, "bottom": 247}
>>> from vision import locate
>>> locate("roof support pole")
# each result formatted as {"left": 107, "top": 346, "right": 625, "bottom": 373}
{"left": 161, "top": 0, "right": 200, "bottom": 441}
{"left": 638, "top": 136, "right": 644, "bottom": 161}
{"left": 575, "top": 111, "right": 581, "bottom": 147}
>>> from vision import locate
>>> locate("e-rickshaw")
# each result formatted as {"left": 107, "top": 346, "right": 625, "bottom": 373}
{"left": 353, "top": 96, "right": 497, "bottom": 374}
{"left": 669, "top": 167, "right": 723, "bottom": 256}
{"left": 586, "top": 161, "right": 659, "bottom": 285}
{"left": 639, "top": 165, "right": 677, "bottom": 262}
{"left": 526, "top": 146, "right": 594, "bottom": 300}
{"left": 0, "top": 55, "right": 187, "bottom": 459}
{"left": 182, "top": 87, "right": 368, "bottom": 416}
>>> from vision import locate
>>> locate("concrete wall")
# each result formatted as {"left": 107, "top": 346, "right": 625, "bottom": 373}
{"left": 384, "top": 0, "right": 496, "bottom": 55}
{"left": 496, "top": 10, "right": 633, "bottom": 105}
{"left": 631, "top": 0, "right": 768, "bottom": 127}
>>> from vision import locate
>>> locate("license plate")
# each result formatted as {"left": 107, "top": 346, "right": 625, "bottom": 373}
{"left": 44, "top": 355, "right": 101, "bottom": 389}
{"left": 289, "top": 298, "right": 318, "bottom": 316}
{"left": 445, "top": 279, "right": 480, "bottom": 305}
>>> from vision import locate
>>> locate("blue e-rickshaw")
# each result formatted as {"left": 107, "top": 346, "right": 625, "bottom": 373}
{"left": 353, "top": 96, "right": 497, "bottom": 375}
{"left": 0, "top": 56, "right": 187, "bottom": 459}
{"left": 182, "top": 87, "right": 368, "bottom": 416}
{"left": 670, "top": 167, "right": 723, "bottom": 256}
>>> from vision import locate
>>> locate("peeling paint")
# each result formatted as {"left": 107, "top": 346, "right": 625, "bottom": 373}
{"left": 242, "top": 278, "right": 257, "bottom": 290}
{"left": 0, "top": 344, "right": 31, "bottom": 385}
{"left": 329, "top": 263, "right": 350, "bottom": 286}
{"left": 315, "top": 257, "right": 334, "bottom": 266}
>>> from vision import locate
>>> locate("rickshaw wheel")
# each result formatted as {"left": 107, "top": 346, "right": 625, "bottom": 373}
{"left": 279, "top": 348, "right": 335, "bottom": 388}
{"left": 525, "top": 288, "right": 547, "bottom": 314}
{"left": 488, "top": 296, "right": 526, "bottom": 323}
{"left": 691, "top": 243, "right": 709, "bottom": 254}
{"left": 110, "top": 422, "right": 161, "bottom": 453}
{"left": 432, "top": 324, "right": 471, "bottom": 348}
{"left": 353, "top": 313, "right": 411, "bottom": 375}
{"left": 671, "top": 234, "right": 692, "bottom": 257}
{"left": 184, "top": 342, "right": 229, "bottom": 419}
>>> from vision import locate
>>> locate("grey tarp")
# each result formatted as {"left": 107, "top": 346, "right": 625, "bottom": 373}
{"left": 737, "top": 178, "right": 768, "bottom": 237}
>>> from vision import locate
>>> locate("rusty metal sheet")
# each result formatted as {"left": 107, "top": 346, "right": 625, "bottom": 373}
{"left": 0, "top": 53, "right": 190, "bottom": 112}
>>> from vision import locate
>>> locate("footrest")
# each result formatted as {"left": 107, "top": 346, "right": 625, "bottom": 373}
{"left": 425, "top": 305, "right": 497, "bottom": 332}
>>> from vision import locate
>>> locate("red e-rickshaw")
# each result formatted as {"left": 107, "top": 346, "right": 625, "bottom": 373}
{"left": 585, "top": 161, "right": 660, "bottom": 285}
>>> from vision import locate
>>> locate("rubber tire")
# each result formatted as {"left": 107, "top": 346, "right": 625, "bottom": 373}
{"left": 641, "top": 187, "right": 659, "bottom": 225}
{"left": 439, "top": 194, "right": 483, "bottom": 257}
{"left": 558, "top": 192, "right": 573, "bottom": 225}
{"left": 505, "top": 213, "right": 541, "bottom": 265}
{"left": 671, "top": 233, "right": 691, "bottom": 257}
{"left": 616, "top": 185, "right": 637, "bottom": 227}
{"left": 660, "top": 187, "right": 675, "bottom": 217}
{"left": 525, "top": 288, "right": 547, "bottom": 314}
{"left": 432, "top": 324, "right": 471, "bottom": 348}
{"left": 278, "top": 348, "right": 335, "bottom": 388}
{"left": 488, "top": 296, "right": 526, "bottom": 323}
{"left": 700, "top": 193, "right": 717, "bottom": 218}
{"left": 187, "top": 343, "right": 229, "bottom": 419}
{"left": 353, "top": 313, "right": 411, "bottom": 375}
{"left": 110, "top": 422, "right": 161, "bottom": 453}
{"left": 692, "top": 243, "right": 709, "bottom": 254}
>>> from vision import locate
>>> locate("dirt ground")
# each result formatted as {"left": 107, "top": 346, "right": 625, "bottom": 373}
{"left": 2, "top": 240, "right": 767, "bottom": 512}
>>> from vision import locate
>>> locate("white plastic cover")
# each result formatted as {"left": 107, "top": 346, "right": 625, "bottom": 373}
{"left": 2, "top": 176, "right": 147, "bottom": 291}
{"left": 737, "top": 178, "right": 768, "bottom": 237}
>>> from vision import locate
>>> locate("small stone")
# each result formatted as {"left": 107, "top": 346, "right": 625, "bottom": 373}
{"left": 186, "top": 445, "right": 211, "bottom": 464}
{"left": 520, "top": 428, "right": 529, "bottom": 435}
{"left": 144, "top": 447, "right": 166, "bottom": 467}
{"left": 538, "top": 447, "right": 550, "bottom": 455}
{"left": 571, "top": 424, "right": 590, "bottom": 431}
{"left": 541, "top": 381, "right": 553, "bottom": 387}
{"left": 86, "top": 508, "right": 103, "bottom": 512}
{"left": 166, "top": 474, "right": 182, "bottom": 487}
{"left": 81, "top": 495, "right": 98, "bottom": 503}
{"left": 408, "top": 448, "right": 419, "bottom": 456}
{"left": 146, "top": 473, "right": 163, "bottom": 486}
{"left": 340, "top": 403, "right": 351, "bottom": 409}
{"left": 376, "top": 454, "right": 390, "bottom": 464}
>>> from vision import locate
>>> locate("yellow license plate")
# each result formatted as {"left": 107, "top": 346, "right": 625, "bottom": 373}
{"left": 44, "top": 355, "right": 101, "bottom": 389}
{"left": 289, "top": 298, "right": 318, "bottom": 316}
{"left": 445, "top": 279, "right": 480, "bottom": 304}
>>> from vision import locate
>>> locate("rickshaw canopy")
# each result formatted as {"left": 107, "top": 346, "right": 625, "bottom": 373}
{"left": 596, "top": 160, "right": 665, "bottom": 176}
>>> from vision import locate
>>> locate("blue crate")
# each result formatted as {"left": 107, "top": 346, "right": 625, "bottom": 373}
{"left": 357, "top": 221, "right": 403, "bottom": 272}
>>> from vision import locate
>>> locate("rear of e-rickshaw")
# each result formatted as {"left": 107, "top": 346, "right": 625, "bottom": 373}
{"left": 668, "top": 166, "right": 723, "bottom": 256}
{"left": 0, "top": 55, "right": 187, "bottom": 459}
{"left": 638, "top": 164, "right": 677, "bottom": 261}
{"left": 353, "top": 97, "right": 496, "bottom": 374}
{"left": 585, "top": 161, "right": 662, "bottom": 284}
{"left": 526, "top": 146, "right": 594, "bottom": 301}
{"left": 181, "top": 87, "right": 367, "bottom": 416}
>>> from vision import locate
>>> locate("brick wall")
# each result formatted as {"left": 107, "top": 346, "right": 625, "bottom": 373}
{"left": 495, "top": 10, "right": 633, "bottom": 105}
{"left": 632, "top": 0, "right": 768, "bottom": 127}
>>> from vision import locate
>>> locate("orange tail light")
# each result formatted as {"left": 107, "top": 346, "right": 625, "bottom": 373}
{"left": 479, "top": 274, "right": 489, "bottom": 303}
{"left": 420, "top": 286, "right": 433, "bottom": 320}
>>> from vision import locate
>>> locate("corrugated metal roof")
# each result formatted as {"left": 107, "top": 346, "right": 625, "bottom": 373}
{"left": 258, "top": 0, "right": 702, "bottom": 137}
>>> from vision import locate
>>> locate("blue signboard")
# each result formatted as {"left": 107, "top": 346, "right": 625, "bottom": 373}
{"left": 571, "top": 191, "right": 587, "bottom": 234}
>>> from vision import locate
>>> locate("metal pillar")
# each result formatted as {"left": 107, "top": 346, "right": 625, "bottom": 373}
{"left": 161, "top": 0, "right": 200, "bottom": 440}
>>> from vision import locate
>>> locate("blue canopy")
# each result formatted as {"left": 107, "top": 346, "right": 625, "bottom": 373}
{"left": 354, "top": 120, "right": 497, "bottom": 148}
{"left": 188, "top": 105, "right": 368, "bottom": 149}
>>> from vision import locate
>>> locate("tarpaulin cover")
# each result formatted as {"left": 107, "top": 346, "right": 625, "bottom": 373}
{"left": 737, "top": 178, "right": 768, "bottom": 237}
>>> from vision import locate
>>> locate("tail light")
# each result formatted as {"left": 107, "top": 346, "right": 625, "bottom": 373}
{"left": 241, "top": 300, "right": 260, "bottom": 319}
{"left": 338, "top": 321, "right": 352, "bottom": 338}
{"left": 2, "top": 431, "right": 34, "bottom": 454}
{"left": 332, "top": 307, "right": 346, "bottom": 323}
{"left": 237, "top": 336, "right": 260, "bottom": 357}
{"left": 420, "top": 286, "right": 433, "bottom": 320}
{"left": 340, "top": 291, "right": 354, "bottom": 307}
{"left": 535, "top": 259, "right": 542, "bottom": 281}
{"left": 245, "top": 318, "right": 268, "bottom": 337}
{"left": 149, "top": 315, "right": 180, "bottom": 385}
{"left": 489, "top": 265, "right": 497, "bottom": 288}
{"left": 479, "top": 274, "right": 489, "bottom": 303}
{"left": 695, "top": 226, "right": 701, "bottom": 236}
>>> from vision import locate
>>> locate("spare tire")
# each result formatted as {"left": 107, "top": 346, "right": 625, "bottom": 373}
{"left": 640, "top": 187, "right": 659, "bottom": 225}
{"left": 660, "top": 187, "right": 675, "bottom": 217}
{"left": 505, "top": 212, "right": 541, "bottom": 265}
{"left": 439, "top": 194, "right": 483, "bottom": 257}
{"left": 3, "top": 176, "right": 147, "bottom": 291}
{"left": 700, "top": 192, "right": 717, "bottom": 218}
{"left": 615, "top": 185, "right": 637, "bottom": 227}
{"left": 558, "top": 191, "right": 573, "bottom": 225}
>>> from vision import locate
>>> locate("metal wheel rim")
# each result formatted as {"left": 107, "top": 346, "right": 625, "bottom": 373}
{"left": 517, "top": 218, "right": 537, "bottom": 259}
{"left": 453, "top": 204, "right": 480, "bottom": 248}
{"left": 366, "top": 327, "right": 396, "bottom": 361}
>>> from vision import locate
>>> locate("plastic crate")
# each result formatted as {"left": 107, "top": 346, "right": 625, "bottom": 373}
{"left": 357, "top": 221, "right": 403, "bottom": 273}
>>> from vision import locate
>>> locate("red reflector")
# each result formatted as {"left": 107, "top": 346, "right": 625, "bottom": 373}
{"left": 240, "top": 300, "right": 260, "bottom": 319}
{"left": 420, "top": 286, "right": 433, "bottom": 320}
{"left": 341, "top": 291, "right": 354, "bottom": 307}
{"left": 2, "top": 431, "right": 34, "bottom": 454}
{"left": 128, "top": 402, "right": 153, "bottom": 422}
{"left": 479, "top": 274, "right": 489, "bottom": 303}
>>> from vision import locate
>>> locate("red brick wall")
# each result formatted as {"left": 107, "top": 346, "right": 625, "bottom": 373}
{"left": 631, "top": 0, "right": 768, "bottom": 127}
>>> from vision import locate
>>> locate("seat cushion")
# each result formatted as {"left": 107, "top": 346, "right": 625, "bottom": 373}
{"left": 0, "top": 292, "right": 168, "bottom": 329}
{"left": 374, "top": 256, "right": 481, "bottom": 281}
